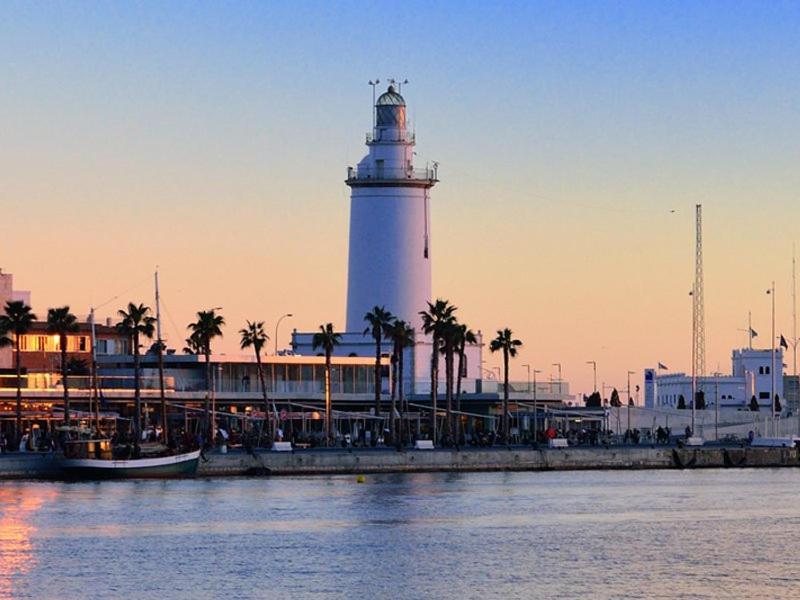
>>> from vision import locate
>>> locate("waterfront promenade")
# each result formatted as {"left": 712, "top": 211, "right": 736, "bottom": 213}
{"left": 1, "top": 443, "right": 798, "bottom": 479}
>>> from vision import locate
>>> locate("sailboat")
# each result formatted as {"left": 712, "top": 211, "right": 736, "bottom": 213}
{"left": 58, "top": 269, "right": 201, "bottom": 479}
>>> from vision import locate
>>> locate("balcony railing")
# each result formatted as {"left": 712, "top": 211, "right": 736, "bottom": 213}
{"left": 366, "top": 129, "right": 416, "bottom": 144}
{"left": 346, "top": 165, "right": 438, "bottom": 184}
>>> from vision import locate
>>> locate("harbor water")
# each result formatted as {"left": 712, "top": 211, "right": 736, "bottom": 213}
{"left": 2, "top": 469, "right": 799, "bottom": 599}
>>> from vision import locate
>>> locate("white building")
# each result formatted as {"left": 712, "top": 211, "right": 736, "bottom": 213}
{"left": 293, "top": 85, "right": 485, "bottom": 394}
{"left": 0, "top": 268, "right": 32, "bottom": 369}
{"left": 646, "top": 348, "right": 785, "bottom": 411}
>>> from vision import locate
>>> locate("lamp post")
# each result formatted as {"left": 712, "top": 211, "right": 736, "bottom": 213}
{"left": 274, "top": 313, "right": 293, "bottom": 356}
{"left": 522, "top": 364, "right": 531, "bottom": 393}
{"left": 626, "top": 370, "right": 636, "bottom": 435}
{"left": 552, "top": 363, "right": 562, "bottom": 398}
{"left": 767, "top": 282, "right": 776, "bottom": 436}
{"left": 533, "top": 369, "right": 542, "bottom": 440}
{"left": 586, "top": 360, "right": 597, "bottom": 394}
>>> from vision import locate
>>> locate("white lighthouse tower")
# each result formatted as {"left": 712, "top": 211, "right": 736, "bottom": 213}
{"left": 344, "top": 84, "right": 438, "bottom": 331}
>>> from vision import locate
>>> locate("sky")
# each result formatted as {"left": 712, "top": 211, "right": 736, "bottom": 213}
{"left": 2, "top": 1, "right": 800, "bottom": 397}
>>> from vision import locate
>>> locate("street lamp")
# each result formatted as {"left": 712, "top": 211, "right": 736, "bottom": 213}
{"left": 533, "top": 369, "right": 542, "bottom": 439}
{"left": 586, "top": 360, "right": 597, "bottom": 394}
{"left": 274, "top": 313, "right": 293, "bottom": 355}
{"left": 626, "top": 370, "right": 636, "bottom": 435}
{"left": 522, "top": 364, "right": 531, "bottom": 393}
{"left": 552, "top": 363, "right": 562, "bottom": 398}
{"left": 767, "top": 282, "right": 776, "bottom": 436}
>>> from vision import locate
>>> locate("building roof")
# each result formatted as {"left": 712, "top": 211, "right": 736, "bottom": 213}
{"left": 376, "top": 85, "right": 405, "bottom": 107}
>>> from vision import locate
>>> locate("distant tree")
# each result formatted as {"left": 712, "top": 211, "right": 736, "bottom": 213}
{"left": 240, "top": 320, "right": 272, "bottom": 442}
{"left": 66, "top": 357, "right": 90, "bottom": 376}
{"left": 628, "top": 397, "right": 635, "bottom": 407}
{"left": 774, "top": 395, "right": 782, "bottom": 414}
{"left": 312, "top": 323, "right": 341, "bottom": 446}
{"left": 749, "top": 396, "right": 759, "bottom": 411}
{"left": 677, "top": 394, "right": 686, "bottom": 410}
{"left": 386, "top": 319, "right": 415, "bottom": 444}
{"left": 46, "top": 306, "right": 79, "bottom": 426}
{"left": 610, "top": 388, "right": 621, "bottom": 407}
{"left": 0, "top": 301, "right": 37, "bottom": 444}
{"left": 585, "top": 391, "right": 602, "bottom": 407}
{"left": 454, "top": 324, "right": 477, "bottom": 416}
{"left": 489, "top": 328, "right": 523, "bottom": 444}
{"left": 363, "top": 306, "right": 394, "bottom": 422}
{"left": 187, "top": 309, "right": 225, "bottom": 441}
{"left": 420, "top": 299, "right": 457, "bottom": 445}
{"left": 695, "top": 390, "right": 706, "bottom": 410}
{"left": 117, "top": 303, "right": 156, "bottom": 456}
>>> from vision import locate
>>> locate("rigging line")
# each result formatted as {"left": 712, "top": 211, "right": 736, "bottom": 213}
{"left": 158, "top": 296, "right": 184, "bottom": 349}
{"left": 91, "top": 273, "right": 153, "bottom": 313}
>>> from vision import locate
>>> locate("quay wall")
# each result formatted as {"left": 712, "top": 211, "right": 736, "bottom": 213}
{"left": 1, "top": 446, "right": 798, "bottom": 479}
{"left": 197, "top": 445, "right": 800, "bottom": 477}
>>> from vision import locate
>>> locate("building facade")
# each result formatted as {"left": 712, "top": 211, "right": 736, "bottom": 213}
{"left": 647, "top": 348, "right": 785, "bottom": 410}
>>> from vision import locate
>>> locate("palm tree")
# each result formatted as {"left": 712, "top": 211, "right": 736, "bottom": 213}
{"left": 187, "top": 310, "right": 225, "bottom": 443}
{"left": 386, "top": 319, "right": 415, "bottom": 445}
{"left": 182, "top": 331, "right": 203, "bottom": 355}
{"left": 363, "top": 306, "right": 393, "bottom": 425}
{"left": 46, "top": 307, "right": 79, "bottom": 426}
{"left": 419, "top": 299, "right": 457, "bottom": 445}
{"left": 0, "top": 301, "right": 37, "bottom": 445}
{"left": 439, "top": 319, "right": 461, "bottom": 443}
{"left": 116, "top": 303, "right": 156, "bottom": 456}
{"left": 312, "top": 323, "right": 341, "bottom": 446}
{"left": 489, "top": 328, "right": 523, "bottom": 445}
{"left": 240, "top": 320, "right": 273, "bottom": 443}
{"left": 455, "top": 324, "right": 477, "bottom": 415}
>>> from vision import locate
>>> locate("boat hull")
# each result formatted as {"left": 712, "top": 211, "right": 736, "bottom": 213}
{"left": 59, "top": 450, "right": 201, "bottom": 480}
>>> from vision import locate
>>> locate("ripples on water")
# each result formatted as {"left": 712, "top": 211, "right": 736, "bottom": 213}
{"left": 2, "top": 470, "right": 800, "bottom": 599}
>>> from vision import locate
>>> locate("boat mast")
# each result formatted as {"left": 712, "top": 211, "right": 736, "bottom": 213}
{"left": 90, "top": 307, "right": 100, "bottom": 432}
{"left": 155, "top": 268, "right": 168, "bottom": 446}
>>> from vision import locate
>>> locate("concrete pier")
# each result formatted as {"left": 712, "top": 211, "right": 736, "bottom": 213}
{"left": 196, "top": 445, "right": 800, "bottom": 477}
{"left": 1, "top": 445, "right": 798, "bottom": 480}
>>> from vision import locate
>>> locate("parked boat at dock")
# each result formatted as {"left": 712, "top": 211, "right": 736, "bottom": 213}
{"left": 59, "top": 439, "right": 200, "bottom": 479}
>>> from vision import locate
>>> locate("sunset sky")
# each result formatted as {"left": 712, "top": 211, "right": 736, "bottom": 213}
{"left": 2, "top": 1, "right": 800, "bottom": 396}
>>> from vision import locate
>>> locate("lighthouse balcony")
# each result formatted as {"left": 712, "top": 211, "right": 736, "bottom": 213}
{"left": 366, "top": 129, "right": 416, "bottom": 144}
{"left": 346, "top": 165, "right": 438, "bottom": 187}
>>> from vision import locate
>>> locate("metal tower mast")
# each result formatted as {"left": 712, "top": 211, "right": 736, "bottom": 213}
{"left": 690, "top": 204, "right": 706, "bottom": 437}
{"left": 693, "top": 204, "right": 706, "bottom": 380}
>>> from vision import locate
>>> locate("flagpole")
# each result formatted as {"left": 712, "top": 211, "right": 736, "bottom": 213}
{"left": 769, "top": 282, "right": 776, "bottom": 436}
{"left": 749, "top": 311, "right": 753, "bottom": 350}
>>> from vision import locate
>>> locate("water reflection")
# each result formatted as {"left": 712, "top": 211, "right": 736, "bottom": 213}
{"left": 0, "top": 486, "right": 53, "bottom": 598}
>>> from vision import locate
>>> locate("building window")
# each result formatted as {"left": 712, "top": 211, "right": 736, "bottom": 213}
{"left": 78, "top": 336, "right": 87, "bottom": 352}
{"left": 765, "top": 366, "right": 770, "bottom": 374}
{"left": 758, "top": 366, "right": 764, "bottom": 375}
{"left": 37, "top": 336, "right": 47, "bottom": 351}
{"left": 759, "top": 392, "right": 770, "bottom": 399}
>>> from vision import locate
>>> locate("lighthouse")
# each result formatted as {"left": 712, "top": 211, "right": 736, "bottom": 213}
{"left": 344, "top": 84, "right": 438, "bottom": 331}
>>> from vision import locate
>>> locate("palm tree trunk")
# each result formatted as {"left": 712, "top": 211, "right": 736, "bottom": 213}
{"left": 503, "top": 347, "right": 509, "bottom": 444}
{"left": 390, "top": 347, "right": 397, "bottom": 442}
{"left": 15, "top": 338, "right": 22, "bottom": 447}
{"left": 61, "top": 341, "right": 70, "bottom": 426}
{"left": 445, "top": 342, "right": 454, "bottom": 442}
{"left": 325, "top": 352, "right": 332, "bottom": 446}
{"left": 133, "top": 332, "right": 142, "bottom": 456}
{"left": 256, "top": 350, "right": 270, "bottom": 443}
{"left": 430, "top": 336, "right": 439, "bottom": 445}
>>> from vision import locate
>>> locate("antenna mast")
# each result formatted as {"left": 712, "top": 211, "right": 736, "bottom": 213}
{"left": 691, "top": 204, "right": 706, "bottom": 434}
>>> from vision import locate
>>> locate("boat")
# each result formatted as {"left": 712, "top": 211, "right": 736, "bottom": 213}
{"left": 59, "top": 438, "right": 201, "bottom": 479}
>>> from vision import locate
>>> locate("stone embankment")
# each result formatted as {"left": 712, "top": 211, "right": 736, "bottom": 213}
{"left": 1, "top": 445, "right": 797, "bottom": 480}
{"left": 197, "top": 445, "right": 800, "bottom": 477}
